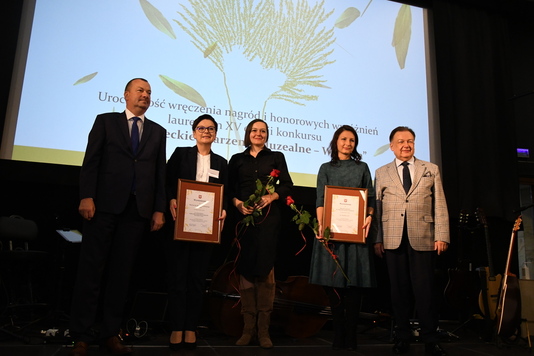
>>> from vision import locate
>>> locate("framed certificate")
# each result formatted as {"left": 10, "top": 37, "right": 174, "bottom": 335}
{"left": 323, "top": 185, "right": 368, "bottom": 243}
{"left": 174, "top": 179, "right": 224, "bottom": 243}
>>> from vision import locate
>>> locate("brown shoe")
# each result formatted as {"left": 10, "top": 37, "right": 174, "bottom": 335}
{"left": 69, "top": 341, "right": 89, "bottom": 356}
{"left": 101, "top": 336, "right": 132, "bottom": 355}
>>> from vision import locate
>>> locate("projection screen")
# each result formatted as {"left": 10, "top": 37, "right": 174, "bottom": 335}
{"left": 2, "top": 0, "right": 436, "bottom": 187}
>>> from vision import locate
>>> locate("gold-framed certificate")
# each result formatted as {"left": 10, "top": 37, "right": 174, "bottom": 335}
{"left": 323, "top": 185, "right": 368, "bottom": 243}
{"left": 174, "top": 179, "right": 223, "bottom": 244}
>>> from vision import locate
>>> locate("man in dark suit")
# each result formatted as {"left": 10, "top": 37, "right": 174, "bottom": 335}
{"left": 69, "top": 78, "right": 166, "bottom": 356}
{"left": 372, "top": 126, "right": 449, "bottom": 356}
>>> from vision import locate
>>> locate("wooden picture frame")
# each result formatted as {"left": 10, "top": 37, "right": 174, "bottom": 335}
{"left": 174, "top": 179, "right": 223, "bottom": 244}
{"left": 323, "top": 185, "right": 368, "bottom": 243}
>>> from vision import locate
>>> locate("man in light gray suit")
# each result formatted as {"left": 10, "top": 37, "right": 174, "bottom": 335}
{"left": 373, "top": 126, "right": 449, "bottom": 356}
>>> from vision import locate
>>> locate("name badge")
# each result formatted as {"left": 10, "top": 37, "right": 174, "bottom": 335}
{"left": 208, "top": 169, "right": 219, "bottom": 179}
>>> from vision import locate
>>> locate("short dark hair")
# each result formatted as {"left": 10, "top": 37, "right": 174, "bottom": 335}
{"left": 328, "top": 125, "right": 361, "bottom": 164}
{"left": 192, "top": 114, "right": 218, "bottom": 132}
{"left": 389, "top": 126, "right": 416, "bottom": 142}
{"left": 244, "top": 119, "right": 269, "bottom": 147}
{"left": 124, "top": 78, "right": 148, "bottom": 91}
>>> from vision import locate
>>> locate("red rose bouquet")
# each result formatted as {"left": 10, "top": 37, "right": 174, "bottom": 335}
{"left": 240, "top": 169, "right": 280, "bottom": 227}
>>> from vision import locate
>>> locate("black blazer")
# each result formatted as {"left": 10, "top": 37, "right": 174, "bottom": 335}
{"left": 166, "top": 146, "right": 228, "bottom": 210}
{"left": 79, "top": 112, "right": 167, "bottom": 219}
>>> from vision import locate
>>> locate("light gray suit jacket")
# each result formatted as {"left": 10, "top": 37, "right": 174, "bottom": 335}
{"left": 373, "top": 158, "right": 450, "bottom": 251}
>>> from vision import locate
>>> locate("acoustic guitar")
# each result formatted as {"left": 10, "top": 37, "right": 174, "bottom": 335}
{"left": 476, "top": 208, "right": 502, "bottom": 320}
{"left": 496, "top": 216, "right": 522, "bottom": 339}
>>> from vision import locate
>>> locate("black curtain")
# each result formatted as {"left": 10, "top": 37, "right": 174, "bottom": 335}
{"left": 432, "top": 0, "right": 520, "bottom": 222}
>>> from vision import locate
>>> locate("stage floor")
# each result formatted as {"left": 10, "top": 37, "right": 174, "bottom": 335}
{"left": 0, "top": 318, "right": 531, "bottom": 356}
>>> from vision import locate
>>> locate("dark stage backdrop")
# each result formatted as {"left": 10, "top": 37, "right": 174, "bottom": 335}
{"left": 433, "top": 0, "right": 520, "bottom": 221}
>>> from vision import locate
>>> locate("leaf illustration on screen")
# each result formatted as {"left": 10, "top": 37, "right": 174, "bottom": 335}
{"left": 73, "top": 72, "right": 98, "bottom": 86}
{"left": 374, "top": 143, "right": 390, "bottom": 157}
{"left": 203, "top": 42, "right": 218, "bottom": 58}
{"left": 140, "top": 0, "right": 177, "bottom": 39}
{"left": 174, "top": 0, "right": 336, "bottom": 155}
{"left": 159, "top": 74, "right": 206, "bottom": 107}
{"left": 334, "top": 7, "right": 360, "bottom": 29}
{"left": 392, "top": 4, "right": 412, "bottom": 69}
{"left": 175, "top": 0, "right": 335, "bottom": 106}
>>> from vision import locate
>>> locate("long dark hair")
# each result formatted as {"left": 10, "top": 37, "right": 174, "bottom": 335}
{"left": 328, "top": 125, "right": 362, "bottom": 165}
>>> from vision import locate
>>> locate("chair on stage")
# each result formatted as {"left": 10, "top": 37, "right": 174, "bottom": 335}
{"left": 0, "top": 215, "right": 49, "bottom": 340}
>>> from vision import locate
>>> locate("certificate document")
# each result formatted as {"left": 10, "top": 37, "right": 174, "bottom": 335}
{"left": 183, "top": 189, "right": 215, "bottom": 234}
{"left": 323, "top": 186, "right": 367, "bottom": 243}
{"left": 330, "top": 194, "right": 360, "bottom": 234}
{"left": 175, "top": 179, "right": 223, "bottom": 243}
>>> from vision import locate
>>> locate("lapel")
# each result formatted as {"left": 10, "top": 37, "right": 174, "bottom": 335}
{"left": 385, "top": 158, "right": 427, "bottom": 196}
{"left": 386, "top": 160, "right": 404, "bottom": 194}
{"left": 118, "top": 112, "right": 132, "bottom": 152}
{"left": 137, "top": 116, "right": 152, "bottom": 155}
{"left": 209, "top": 150, "right": 219, "bottom": 182}
{"left": 409, "top": 158, "right": 427, "bottom": 195}
{"left": 187, "top": 146, "right": 198, "bottom": 179}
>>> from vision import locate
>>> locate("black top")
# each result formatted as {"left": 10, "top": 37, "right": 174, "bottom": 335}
{"left": 228, "top": 147, "right": 293, "bottom": 204}
{"left": 227, "top": 147, "right": 293, "bottom": 278}
{"left": 166, "top": 145, "right": 228, "bottom": 209}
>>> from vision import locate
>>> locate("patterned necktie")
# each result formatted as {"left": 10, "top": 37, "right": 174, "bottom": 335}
{"left": 401, "top": 161, "right": 411, "bottom": 194}
{"left": 131, "top": 117, "right": 140, "bottom": 154}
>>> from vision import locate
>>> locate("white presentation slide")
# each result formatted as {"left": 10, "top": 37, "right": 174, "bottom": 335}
{"left": 6, "top": 0, "right": 432, "bottom": 187}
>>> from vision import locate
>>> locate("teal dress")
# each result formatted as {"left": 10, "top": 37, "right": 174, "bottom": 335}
{"left": 308, "top": 159, "right": 376, "bottom": 288}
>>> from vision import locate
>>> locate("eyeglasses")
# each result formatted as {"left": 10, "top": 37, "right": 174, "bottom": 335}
{"left": 195, "top": 126, "right": 216, "bottom": 133}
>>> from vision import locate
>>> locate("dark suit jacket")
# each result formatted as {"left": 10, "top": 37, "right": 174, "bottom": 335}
{"left": 166, "top": 145, "right": 228, "bottom": 209}
{"left": 79, "top": 111, "right": 167, "bottom": 219}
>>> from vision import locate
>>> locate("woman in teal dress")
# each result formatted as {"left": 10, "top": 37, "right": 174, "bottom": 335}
{"left": 309, "top": 125, "right": 376, "bottom": 350}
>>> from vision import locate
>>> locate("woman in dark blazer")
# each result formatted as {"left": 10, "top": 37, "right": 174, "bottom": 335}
{"left": 165, "top": 114, "right": 228, "bottom": 350}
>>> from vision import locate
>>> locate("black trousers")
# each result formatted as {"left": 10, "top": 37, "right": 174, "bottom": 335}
{"left": 165, "top": 239, "right": 213, "bottom": 331}
{"left": 384, "top": 229, "right": 438, "bottom": 343}
{"left": 70, "top": 195, "right": 148, "bottom": 343}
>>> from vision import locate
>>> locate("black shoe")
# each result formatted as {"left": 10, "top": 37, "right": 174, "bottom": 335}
{"left": 425, "top": 342, "right": 446, "bottom": 356}
{"left": 169, "top": 341, "right": 183, "bottom": 351}
{"left": 392, "top": 339, "right": 410, "bottom": 354}
{"left": 184, "top": 341, "right": 197, "bottom": 350}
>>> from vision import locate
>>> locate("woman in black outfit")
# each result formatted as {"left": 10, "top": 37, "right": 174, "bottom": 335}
{"left": 228, "top": 119, "right": 293, "bottom": 348}
{"left": 165, "top": 114, "right": 228, "bottom": 350}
